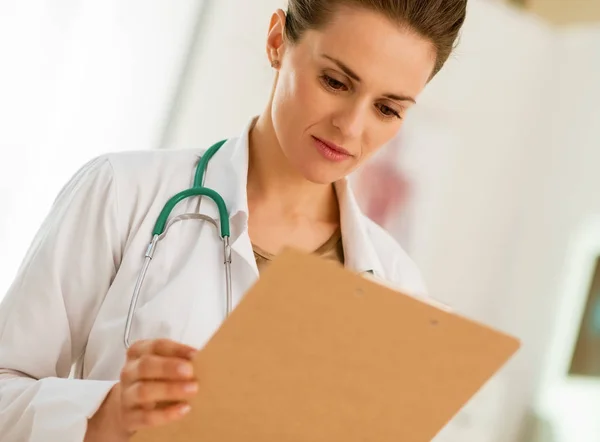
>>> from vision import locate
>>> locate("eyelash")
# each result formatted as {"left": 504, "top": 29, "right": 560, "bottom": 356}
{"left": 319, "top": 74, "right": 402, "bottom": 120}
{"left": 376, "top": 104, "right": 402, "bottom": 120}
{"left": 320, "top": 74, "right": 348, "bottom": 92}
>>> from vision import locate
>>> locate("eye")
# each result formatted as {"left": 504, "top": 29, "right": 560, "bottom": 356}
{"left": 321, "top": 74, "right": 348, "bottom": 92}
{"left": 376, "top": 103, "right": 401, "bottom": 120}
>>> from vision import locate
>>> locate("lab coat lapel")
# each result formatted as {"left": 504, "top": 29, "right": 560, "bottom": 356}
{"left": 176, "top": 124, "right": 257, "bottom": 348}
{"left": 198, "top": 121, "right": 258, "bottom": 279}
{"left": 335, "top": 179, "right": 385, "bottom": 279}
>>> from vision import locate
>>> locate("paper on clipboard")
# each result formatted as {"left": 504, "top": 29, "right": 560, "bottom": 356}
{"left": 132, "top": 248, "right": 520, "bottom": 442}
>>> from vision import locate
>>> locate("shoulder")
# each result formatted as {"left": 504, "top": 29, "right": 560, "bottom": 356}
{"left": 60, "top": 149, "right": 204, "bottom": 209}
{"left": 72, "top": 149, "right": 204, "bottom": 236}
{"left": 361, "top": 215, "right": 429, "bottom": 299}
{"left": 95, "top": 149, "right": 203, "bottom": 205}
{"left": 101, "top": 148, "right": 202, "bottom": 183}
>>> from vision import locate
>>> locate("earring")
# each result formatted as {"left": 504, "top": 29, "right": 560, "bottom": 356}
{"left": 271, "top": 59, "right": 280, "bottom": 69}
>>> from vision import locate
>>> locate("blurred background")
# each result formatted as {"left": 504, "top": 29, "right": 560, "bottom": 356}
{"left": 1, "top": 0, "right": 599, "bottom": 440}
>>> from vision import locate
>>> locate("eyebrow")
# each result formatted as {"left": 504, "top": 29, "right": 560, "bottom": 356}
{"left": 321, "top": 54, "right": 416, "bottom": 104}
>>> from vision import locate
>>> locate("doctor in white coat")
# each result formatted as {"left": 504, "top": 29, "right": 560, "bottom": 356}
{"left": 0, "top": 0, "right": 466, "bottom": 441}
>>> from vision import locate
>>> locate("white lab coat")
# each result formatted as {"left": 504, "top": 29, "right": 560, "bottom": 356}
{"left": 0, "top": 119, "right": 427, "bottom": 441}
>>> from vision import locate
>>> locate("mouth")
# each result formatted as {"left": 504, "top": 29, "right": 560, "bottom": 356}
{"left": 311, "top": 136, "right": 353, "bottom": 162}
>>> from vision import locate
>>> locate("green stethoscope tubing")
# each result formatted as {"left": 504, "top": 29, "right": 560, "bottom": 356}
{"left": 152, "top": 139, "right": 230, "bottom": 237}
{"left": 124, "top": 139, "right": 231, "bottom": 348}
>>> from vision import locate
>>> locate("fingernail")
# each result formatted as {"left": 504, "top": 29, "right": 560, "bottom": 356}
{"left": 184, "top": 382, "right": 198, "bottom": 393}
{"left": 178, "top": 364, "right": 193, "bottom": 377}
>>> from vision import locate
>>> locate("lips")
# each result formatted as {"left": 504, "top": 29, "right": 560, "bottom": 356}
{"left": 312, "top": 136, "right": 352, "bottom": 156}
{"left": 312, "top": 137, "right": 353, "bottom": 163}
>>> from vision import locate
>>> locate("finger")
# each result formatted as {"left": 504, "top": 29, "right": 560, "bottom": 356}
{"left": 121, "top": 355, "right": 195, "bottom": 384}
{"left": 122, "top": 380, "right": 199, "bottom": 408}
{"left": 125, "top": 402, "right": 191, "bottom": 432}
{"left": 127, "top": 339, "right": 197, "bottom": 360}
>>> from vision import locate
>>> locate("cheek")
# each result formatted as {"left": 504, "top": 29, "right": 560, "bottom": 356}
{"left": 275, "top": 71, "right": 327, "bottom": 126}
{"left": 359, "top": 119, "right": 403, "bottom": 163}
{"left": 371, "top": 124, "right": 400, "bottom": 151}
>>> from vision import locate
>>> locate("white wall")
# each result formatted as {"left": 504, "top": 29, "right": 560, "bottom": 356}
{"left": 162, "top": 0, "right": 287, "bottom": 151}
{"left": 523, "top": 24, "right": 600, "bottom": 442}
{"left": 0, "top": 0, "right": 204, "bottom": 294}
{"left": 403, "top": 13, "right": 600, "bottom": 442}
{"left": 405, "top": 4, "right": 558, "bottom": 441}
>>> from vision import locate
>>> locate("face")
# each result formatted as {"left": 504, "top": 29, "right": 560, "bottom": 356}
{"left": 266, "top": 6, "right": 436, "bottom": 184}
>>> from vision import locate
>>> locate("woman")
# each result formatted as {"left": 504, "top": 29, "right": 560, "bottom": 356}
{"left": 0, "top": 0, "right": 466, "bottom": 440}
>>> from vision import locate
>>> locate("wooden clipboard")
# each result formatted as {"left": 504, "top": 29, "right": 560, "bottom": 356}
{"left": 132, "top": 248, "right": 520, "bottom": 442}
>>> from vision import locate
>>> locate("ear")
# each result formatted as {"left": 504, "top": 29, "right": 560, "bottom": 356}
{"left": 266, "top": 9, "right": 287, "bottom": 68}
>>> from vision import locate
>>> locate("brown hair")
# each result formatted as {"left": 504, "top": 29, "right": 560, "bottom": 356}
{"left": 284, "top": 0, "right": 467, "bottom": 77}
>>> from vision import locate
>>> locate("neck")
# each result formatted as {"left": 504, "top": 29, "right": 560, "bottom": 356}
{"left": 247, "top": 111, "right": 339, "bottom": 224}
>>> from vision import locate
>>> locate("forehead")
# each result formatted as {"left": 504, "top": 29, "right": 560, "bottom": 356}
{"left": 299, "top": 6, "right": 436, "bottom": 95}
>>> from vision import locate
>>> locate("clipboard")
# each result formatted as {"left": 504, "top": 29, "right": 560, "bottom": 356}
{"left": 132, "top": 248, "right": 520, "bottom": 442}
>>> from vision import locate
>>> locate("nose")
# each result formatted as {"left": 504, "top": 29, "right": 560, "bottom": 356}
{"left": 331, "top": 100, "right": 368, "bottom": 140}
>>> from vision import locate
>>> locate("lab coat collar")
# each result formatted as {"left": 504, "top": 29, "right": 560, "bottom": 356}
{"left": 195, "top": 121, "right": 251, "bottom": 233}
{"left": 334, "top": 178, "right": 385, "bottom": 278}
{"left": 198, "top": 118, "right": 385, "bottom": 278}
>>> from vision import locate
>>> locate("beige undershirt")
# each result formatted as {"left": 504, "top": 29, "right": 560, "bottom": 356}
{"left": 252, "top": 229, "right": 345, "bottom": 273}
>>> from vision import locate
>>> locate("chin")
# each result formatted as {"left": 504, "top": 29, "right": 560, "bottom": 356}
{"left": 297, "top": 162, "right": 344, "bottom": 186}
{"left": 282, "top": 138, "right": 352, "bottom": 185}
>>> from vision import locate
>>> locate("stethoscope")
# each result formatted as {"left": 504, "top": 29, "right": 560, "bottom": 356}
{"left": 123, "top": 139, "right": 230, "bottom": 348}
